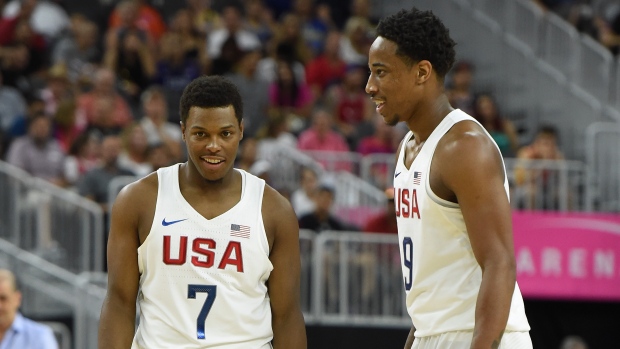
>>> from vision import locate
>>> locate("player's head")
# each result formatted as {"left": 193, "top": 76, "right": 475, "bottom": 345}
{"left": 366, "top": 7, "right": 456, "bottom": 125}
{"left": 0, "top": 269, "right": 21, "bottom": 328}
{"left": 180, "top": 76, "right": 244, "bottom": 182}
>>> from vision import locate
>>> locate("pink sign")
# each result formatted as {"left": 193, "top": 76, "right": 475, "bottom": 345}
{"left": 513, "top": 211, "right": 620, "bottom": 300}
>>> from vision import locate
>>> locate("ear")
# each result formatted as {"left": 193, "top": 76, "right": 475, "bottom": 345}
{"left": 239, "top": 119, "right": 244, "bottom": 141}
{"left": 180, "top": 122, "right": 186, "bottom": 141}
{"left": 416, "top": 60, "right": 433, "bottom": 84}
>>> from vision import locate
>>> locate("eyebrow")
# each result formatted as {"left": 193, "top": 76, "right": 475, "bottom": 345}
{"left": 189, "top": 124, "right": 236, "bottom": 130}
{"left": 370, "top": 63, "right": 388, "bottom": 68}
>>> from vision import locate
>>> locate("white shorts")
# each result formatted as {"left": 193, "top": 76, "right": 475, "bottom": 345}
{"left": 411, "top": 331, "right": 532, "bottom": 349}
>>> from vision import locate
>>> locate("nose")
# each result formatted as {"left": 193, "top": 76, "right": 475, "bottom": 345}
{"left": 205, "top": 137, "right": 221, "bottom": 152}
{"left": 365, "top": 76, "right": 377, "bottom": 95}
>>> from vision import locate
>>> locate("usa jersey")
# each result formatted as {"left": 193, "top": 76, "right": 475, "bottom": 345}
{"left": 393, "top": 109, "right": 530, "bottom": 337}
{"left": 132, "top": 165, "right": 273, "bottom": 349}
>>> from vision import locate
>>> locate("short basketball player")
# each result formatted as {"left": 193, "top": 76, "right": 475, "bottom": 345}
{"left": 98, "top": 76, "right": 307, "bottom": 348}
{"left": 366, "top": 8, "right": 532, "bottom": 349}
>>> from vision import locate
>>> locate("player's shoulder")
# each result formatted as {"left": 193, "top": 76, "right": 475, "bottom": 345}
{"left": 262, "top": 184, "right": 294, "bottom": 216}
{"left": 440, "top": 119, "right": 496, "bottom": 157}
{"left": 114, "top": 171, "right": 159, "bottom": 211}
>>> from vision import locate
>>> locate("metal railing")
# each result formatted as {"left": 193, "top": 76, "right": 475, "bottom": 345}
{"left": 309, "top": 230, "right": 408, "bottom": 327}
{"left": 505, "top": 158, "right": 587, "bottom": 211}
{"left": 585, "top": 122, "right": 620, "bottom": 212}
{"left": 0, "top": 238, "right": 106, "bottom": 349}
{"left": 0, "top": 161, "right": 104, "bottom": 272}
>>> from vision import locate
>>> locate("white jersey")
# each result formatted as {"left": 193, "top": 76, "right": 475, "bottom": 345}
{"left": 132, "top": 165, "right": 273, "bottom": 349}
{"left": 393, "top": 109, "right": 530, "bottom": 337}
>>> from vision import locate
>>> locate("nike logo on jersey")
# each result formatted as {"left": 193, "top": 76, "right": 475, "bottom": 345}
{"left": 162, "top": 218, "right": 188, "bottom": 226}
{"left": 395, "top": 172, "right": 402, "bottom": 178}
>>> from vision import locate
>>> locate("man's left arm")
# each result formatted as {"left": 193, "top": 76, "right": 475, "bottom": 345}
{"left": 441, "top": 130, "right": 516, "bottom": 349}
{"left": 264, "top": 188, "right": 307, "bottom": 349}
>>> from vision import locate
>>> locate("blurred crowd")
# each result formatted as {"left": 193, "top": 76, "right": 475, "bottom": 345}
{"left": 533, "top": 0, "right": 620, "bottom": 55}
{"left": 0, "top": 0, "right": 572, "bottom": 224}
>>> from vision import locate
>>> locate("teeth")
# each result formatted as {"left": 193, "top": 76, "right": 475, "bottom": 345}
{"left": 375, "top": 101, "right": 384, "bottom": 107}
{"left": 203, "top": 158, "right": 222, "bottom": 164}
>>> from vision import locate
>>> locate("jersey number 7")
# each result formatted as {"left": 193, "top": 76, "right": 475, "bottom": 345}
{"left": 187, "top": 284, "right": 217, "bottom": 339}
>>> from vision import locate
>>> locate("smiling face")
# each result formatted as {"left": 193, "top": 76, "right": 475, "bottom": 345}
{"left": 182, "top": 105, "right": 243, "bottom": 183}
{"left": 366, "top": 37, "right": 420, "bottom": 126}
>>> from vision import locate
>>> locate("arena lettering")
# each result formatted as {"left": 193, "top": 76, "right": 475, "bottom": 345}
{"left": 516, "top": 247, "right": 616, "bottom": 279}
{"left": 395, "top": 188, "right": 421, "bottom": 219}
{"left": 163, "top": 236, "right": 244, "bottom": 272}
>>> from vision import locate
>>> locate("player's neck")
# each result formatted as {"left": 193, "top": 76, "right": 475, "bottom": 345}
{"left": 406, "top": 94, "right": 453, "bottom": 142}
{"left": 181, "top": 162, "right": 237, "bottom": 194}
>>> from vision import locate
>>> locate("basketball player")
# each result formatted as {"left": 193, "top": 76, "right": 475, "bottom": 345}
{"left": 98, "top": 76, "right": 306, "bottom": 348}
{"left": 366, "top": 8, "right": 531, "bottom": 349}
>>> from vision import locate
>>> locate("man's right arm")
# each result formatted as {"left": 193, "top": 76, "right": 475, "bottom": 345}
{"left": 98, "top": 183, "right": 142, "bottom": 349}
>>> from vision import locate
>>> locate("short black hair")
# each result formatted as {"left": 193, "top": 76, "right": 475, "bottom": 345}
{"left": 376, "top": 7, "right": 456, "bottom": 78}
{"left": 179, "top": 75, "right": 243, "bottom": 125}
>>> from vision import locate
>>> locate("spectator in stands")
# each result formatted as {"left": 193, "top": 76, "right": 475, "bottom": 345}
{"left": 53, "top": 97, "right": 85, "bottom": 153}
{"left": 146, "top": 142, "right": 173, "bottom": 171}
{"left": 63, "top": 130, "right": 102, "bottom": 187}
{"left": 268, "top": 59, "right": 314, "bottom": 123}
{"left": 515, "top": 125, "right": 565, "bottom": 209}
{"left": 290, "top": 0, "right": 333, "bottom": 58}
{"left": 78, "top": 134, "right": 135, "bottom": 214}
{"left": 6, "top": 113, "right": 66, "bottom": 187}
{"left": 235, "top": 137, "right": 259, "bottom": 172}
{"left": 40, "top": 63, "right": 74, "bottom": 119}
{"left": 165, "top": 8, "right": 207, "bottom": 69}
{"left": 0, "top": 70, "right": 26, "bottom": 134}
{"left": 472, "top": 93, "right": 519, "bottom": 157}
{"left": 291, "top": 166, "right": 318, "bottom": 217}
{"left": 256, "top": 41, "right": 306, "bottom": 85}
{"left": 154, "top": 31, "right": 201, "bottom": 119}
{"left": 305, "top": 30, "right": 346, "bottom": 98}
{"left": 52, "top": 16, "right": 100, "bottom": 87}
{"left": 446, "top": 60, "right": 475, "bottom": 115}
{"left": 207, "top": 4, "right": 260, "bottom": 58}
{"left": 0, "top": 0, "right": 47, "bottom": 88}
{"left": 363, "top": 187, "right": 397, "bottom": 234}
{"left": 103, "top": 12, "right": 156, "bottom": 105}
{"left": 0, "top": 269, "right": 58, "bottom": 349}
{"left": 356, "top": 113, "right": 396, "bottom": 187}
{"left": 107, "top": 0, "right": 166, "bottom": 42}
{"left": 243, "top": 0, "right": 275, "bottom": 46}
{"left": 297, "top": 108, "right": 350, "bottom": 170}
{"left": 226, "top": 49, "right": 270, "bottom": 138}
{"left": 6, "top": 94, "right": 44, "bottom": 139}
{"left": 560, "top": 335, "right": 589, "bottom": 349}
{"left": 184, "top": 0, "right": 221, "bottom": 35}
{"left": 594, "top": 6, "right": 620, "bottom": 55}
{"left": 298, "top": 183, "right": 346, "bottom": 232}
{"left": 255, "top": 112, "right": 298, "bottom": 159}
{"left": 324, "top": 63, "right": 373, "bottom": 148}
{"left": 339, "top": 16, "right": 372, "bottom": 66}
{"left": 272, "top": 12, "right": 314, "bottom": 65}
{"left": 76, "top": 67, "right": 133, "bottom": 134}
{"left": 118, "top": 122, "right": 152, "bottom": 177}
{"left": 138, "top": 86, "right": 183, "bottom": 161}
{"left": 208, "top": 34, "right": 242, "bottom": 76}
{"left": 3, "top": 0, "right": 69, "bottom": 42}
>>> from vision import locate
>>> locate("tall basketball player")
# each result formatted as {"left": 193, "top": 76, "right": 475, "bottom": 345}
{"left": 98, "top": 76, "right": 306, "bottom": 348}
{"left": 366, "top": 8, "right": 531, "bottom": 349}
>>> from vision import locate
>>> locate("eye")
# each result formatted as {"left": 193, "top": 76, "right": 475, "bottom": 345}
{"left": 195, "top": 131, "right": 206, "bottom": 137}
{"left": 222, "top": 131, "right": 232, "bottom": 137}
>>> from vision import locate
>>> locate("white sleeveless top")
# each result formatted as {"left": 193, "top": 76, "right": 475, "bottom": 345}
{"left": 132, "top": 164, "right": 274, "bottom": 349}
{"left": 393, "top": 109, "right": 530, "bottom": 337}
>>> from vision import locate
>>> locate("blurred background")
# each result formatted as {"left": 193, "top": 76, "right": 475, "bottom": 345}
{"left": 0, "top": 0, "right": 618, "bottom": 348}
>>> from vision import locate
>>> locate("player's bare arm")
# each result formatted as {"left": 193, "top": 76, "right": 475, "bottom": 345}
{"left": 262, "top": 186, "right": 307, "bottom": 349}
{"left": 98, "top": 174, "right": 158, "bottom": 349}
{"left": 435, "top": 122, "right": 516, "bottom": 349}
